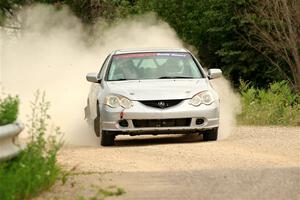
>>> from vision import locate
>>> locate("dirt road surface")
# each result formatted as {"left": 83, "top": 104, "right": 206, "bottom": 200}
{"left": 35, "top": 126, "right": 300, "bottom": 200}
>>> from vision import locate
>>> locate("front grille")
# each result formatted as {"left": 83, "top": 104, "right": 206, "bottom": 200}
{"left": 133, "top": 118, "right": 191, "bottom": 128}
{"left": 140, "top": 99, "right": 183, "bottom": 109}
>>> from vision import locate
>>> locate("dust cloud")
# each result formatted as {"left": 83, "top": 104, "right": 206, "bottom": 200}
{"left": 211, "top": 77, "right": 241, "bottom": 139}
{"left": 1, "top": 4, "right": 239, "bottom": 146}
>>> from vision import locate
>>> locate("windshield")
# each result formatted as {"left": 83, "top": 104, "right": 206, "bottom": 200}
{"left": 107, "top": 52, "right": 203, "bottom": 81}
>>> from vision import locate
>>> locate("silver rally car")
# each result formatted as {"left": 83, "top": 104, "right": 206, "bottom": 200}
{"left": 85, "top": 48, "right": 222, "bottom": 146}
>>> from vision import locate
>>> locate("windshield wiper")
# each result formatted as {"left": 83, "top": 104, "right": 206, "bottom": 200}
{"left": 112, "top": 78, "right": 138, "bottom": 81}
{"left": 158, "top": 76, "right": 195, "bottom": 79}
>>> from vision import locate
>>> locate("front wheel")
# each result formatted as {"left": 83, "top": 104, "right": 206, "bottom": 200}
{"left": 94, "top": 103, "right": 115, "bottom": 146}
{"left": 203, "top": 128, "right": 218, "bottom": 141}
{"left": 100, "top": 131, "right": 115, "bottom": 146}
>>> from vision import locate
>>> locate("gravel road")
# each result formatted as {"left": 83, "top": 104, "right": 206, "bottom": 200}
{"left": 35, "top": 126, "right": 300, "bottom": 200}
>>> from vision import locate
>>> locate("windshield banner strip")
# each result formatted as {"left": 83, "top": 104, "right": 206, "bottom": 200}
{"left": 114, "top": 53, "right": 188, "bottom": 59}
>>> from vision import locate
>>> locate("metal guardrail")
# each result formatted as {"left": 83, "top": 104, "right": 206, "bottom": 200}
{"left": 0, "top": 27, "right": 24, "bottom": 161}
{"left": 0, "top": 121, "right": 24, "bottom": 161}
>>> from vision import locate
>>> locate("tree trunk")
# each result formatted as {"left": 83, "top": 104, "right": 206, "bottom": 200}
{"left": 282, "top": 0, "right": 300, "bottom": 92}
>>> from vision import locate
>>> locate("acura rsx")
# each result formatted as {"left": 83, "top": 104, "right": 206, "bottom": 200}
{"left": 85, "top": 48, "right": 222, "bottom": 146}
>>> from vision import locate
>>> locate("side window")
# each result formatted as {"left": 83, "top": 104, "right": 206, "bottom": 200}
{"left": 98, "top": 55, "right": 110, "bottom": 79}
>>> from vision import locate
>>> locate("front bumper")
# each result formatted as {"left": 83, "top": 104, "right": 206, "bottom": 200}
{"left": 100, "top": 99, "right": 219, "bottom": 134}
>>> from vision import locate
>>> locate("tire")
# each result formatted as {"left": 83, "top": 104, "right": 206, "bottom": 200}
{"left": 94, "top": 103, "right": 115, "bottom": 146}
{"left": 100, "top": 131, "right": 115, "bottom": 146}
{"left": 94, "top": 103, "right": 101, "bottom": 137}
{"left": 203, "top": 128, "right": 218, "bottom": 141}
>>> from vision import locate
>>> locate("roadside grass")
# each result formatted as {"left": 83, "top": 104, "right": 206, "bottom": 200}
{"left": 77, "top": 186, "right": 125, "bottom": 200}
{"left": 238, "top": 81, "right": 300, "bottom": 126}
{"left": 0, "top": 95, "right": 19, "bottom": 125}
{"left": 0, "top": 91, "right": 62, "bottom": 200}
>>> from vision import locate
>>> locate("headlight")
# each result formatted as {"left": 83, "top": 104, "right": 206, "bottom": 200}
{"left": 119, "top": 97, "right": 133, "bottom": 109}
{"left": 105, "top": 95, "right": 120, "bottom": 108}
{"left": 190, "top": 91, "right": 214, "bottom": 106}
{"left": 105, "top": 95, "right": 133, "bottom": 109}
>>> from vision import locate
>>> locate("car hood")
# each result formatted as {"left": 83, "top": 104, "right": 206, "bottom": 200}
{"left": 106, "top": 79, "right": 210, "bottom": 100}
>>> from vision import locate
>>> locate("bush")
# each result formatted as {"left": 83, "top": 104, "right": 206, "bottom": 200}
{"left": 238, "top": 81, "right": 300, "bottom": 126}
{"left": 0, "top": 91, "right": 62, "bottom": 200}
{"left": 0, "top": 95, "right": 19, "bottom": 125}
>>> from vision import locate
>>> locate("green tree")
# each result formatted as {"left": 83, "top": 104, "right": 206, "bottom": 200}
{"left": 243, "top": 0, "right": 300, "bottom": 92}
{"left": 132, "top": 0, "right": 285, "bottom": 88}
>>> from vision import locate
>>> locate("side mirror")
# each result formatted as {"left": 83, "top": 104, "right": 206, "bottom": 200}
{"left": 86, "top": 72, "right": 101, "bottom": 83}
{"left": 208, "top": 69, "right": 222, "bottom": 79}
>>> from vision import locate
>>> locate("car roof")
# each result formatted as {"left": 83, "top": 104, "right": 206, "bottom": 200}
{"left": 113, "top": 48, "right": 189, "bottom": 55}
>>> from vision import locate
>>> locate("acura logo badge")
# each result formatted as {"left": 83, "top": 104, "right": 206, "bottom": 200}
{"left": 157, "top": 101, "right": 166, "bottom": 108}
